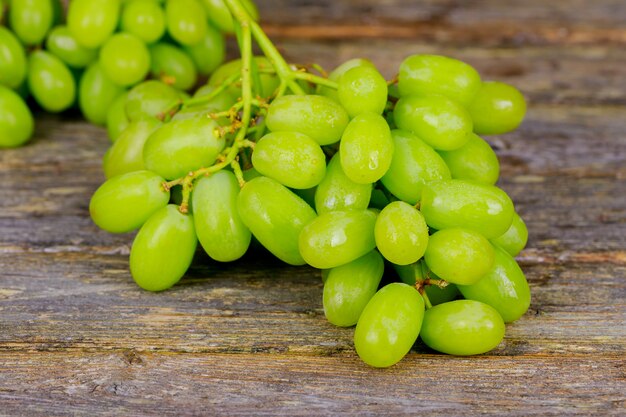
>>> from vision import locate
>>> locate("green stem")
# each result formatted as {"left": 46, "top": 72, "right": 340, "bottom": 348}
{"left": 421, "top": 289, "right": 433, "bottom": 310}
{"left": 291, "top": 71, "right": 338, "bottom": 89}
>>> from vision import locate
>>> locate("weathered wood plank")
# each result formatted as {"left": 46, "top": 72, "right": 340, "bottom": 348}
{"left": 0, "top": 351, "right": 624, "bottom": 416}
{"left": 0, "top": 252, "right": 624, "bottom": 356}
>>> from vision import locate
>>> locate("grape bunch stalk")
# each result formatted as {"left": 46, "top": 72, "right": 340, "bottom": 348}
{"left": 3, "top": 0, "right": 531, "bottom": 368}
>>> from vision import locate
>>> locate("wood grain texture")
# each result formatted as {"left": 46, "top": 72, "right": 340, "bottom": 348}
{"left": 1, "top": 0, "right": 626, "bottom": 415}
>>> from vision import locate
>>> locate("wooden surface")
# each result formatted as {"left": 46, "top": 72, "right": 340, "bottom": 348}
{"left": 1, "top": 1, "right": 626, "bottom": 415}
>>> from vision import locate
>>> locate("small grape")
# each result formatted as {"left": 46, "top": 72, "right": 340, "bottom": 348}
{"left": 150, "top": 42, "right": 198, "bottom": 91}
{"left": 318, "top": 58, "right": 375, "bottom": 101}
{"left": 200, "top": 0, "right": 258, "bottom": 34}
{"left": 100, "top": 33, "right": 151, "bottom": 87}
{"left": 125, "top": 80, "right": 181, "bottom": 121}
{"left": 8, "top": 0, "right": 54, "bottom": 46}
{"left": 437, "top": 133, "right": 500, "bottom": 185}
{"left": 67, "top": 0, "right": 121, "bottom": 48}
{"left": 45, "top": 26, "right": 99, "bottom": 69}
{"left": 0, "top": 85, "right": 34, "bottom": 148}
{"left": 165, "top": 0, "right": 207, "bottom": 46}
{"left": 0, "top": 27, "right": 27, "bottom": 89}
{"left": 468, "top": 81, "right": 527, "bottom": 135}
{"left": 103, "top": 118, "right": 162, "bottom": 178}
{"left": 491, "top": 212, "right": 528, "bottom": 257}
{"left": 121, "top": 0, "right": 166, "bottom": 44}
{"left": 183, "top": 24, "right": 225, "bottom": 76}
{"left": 375, "top": 201, "right": 429, "bottom": 266}
{"left": 28, "top": 50, "right": 76, "bottom": 113}
{"left": 79, "top": 62, "right": 126, "bottom": 125}
{"left": 314, "top": 153, "right": 372, "bottom": 214}
{"left": 337, "top": 65, "right": 388, "bottom": 117}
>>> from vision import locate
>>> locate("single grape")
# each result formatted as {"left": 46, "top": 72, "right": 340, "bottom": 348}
{"left": 192, "top": 171, "right": 251, "bottom": 262}
{"left": 491, "top": 212, "right": 528, "bottom": 257}
{"left": 130, "top": 204, "right": 197, "bottom": 291}
{"left": 398, "top": 54, "right": 481, "bottom": 106}
{"left": 183, "top": 24, "right": 225, "bottom": 76}
{"left": 299, "top": 210, "right": 377, "bottom": 269}
{"left": 200, "top": 0, "right": 258, "bottom": 34}
{"left": 0, "top": 85, "right": 34, "bottom": 148}
{"left": 318, "top": 58, "right": 375, "bottom": 101}
{"left": 0, "top": 27, "right": 27, "bottom": 89}
{"left": 208, "top": 57, "right": 278, "bottom": 98}
{"left": 337, "top": 65, "right": 388, "bottom": 117}
{"left": 394, "top": 95, "right": 473, "bottom": 151}
{"left": 266, "top": 95, "right": 349, "bottom": 146}
{"left": 340, "top": 112, "right": 394, "bottom": 184}
{"left": 45, "top": 26, "right": 99, "bottom": 69}
{"left": 8, "top": 0, "right": 54, "bottom": 46}
{"left": 420, "top": 300, "right": 505, "bottom": 355}
{"left": 458, "top": 244, "right": 531, "bottom": 322}
{"left": 354, "top": 283, "right": 424, "bottom": 367}
{"left": 121, "top": 0, "right": 166, "bottom": 44}
{"left": 125, "top": 80, "right": 181, "bottom": 121}
{"left": 149, "top": 42, "right": 198, "bottom": 91}
{"left": 89, "top": 170, "right": 170, "bottom": 233}
{"left": 143, "top": 116, "right": 225, "bottom": 180}
{"left": 437, "top": 133, "right": 500, "bottom": 185}
{"left": 424, "top": 228, "right": 494, "bottom": 285}
{"left": 28, "top": 50, "right": 76, "bottom": 113}
{"left": 67, "top": 0, "right": 121, "bottom": 48}
{"left": 314, "top": 153, "right": 372, "bottom": 214}
{"left": 106, "top": 92, "right": 130, "bottom": 142}
{"left": 375, "top": 201, "right": 429, "bottom": 266}
{"left": 103, "top": 118, "right": 162, "bottom": 178}
{"left": 380, "top": 129, "right": 451, "bottom": 205}
{"left": 252, "top": 131, "right": 326, "bottom": 189}
{"left": 165, "top": 0, "right": 207, "bottom": 46}
{"left": 393, "top": 262, "right": 460, "bottom": 306}
{"left": 237, "top": 177, "right": 317, "bottom": 265}
{"left": 323, "top": 250, "right": 384, "bottom": 327}
{"left": 420, "top": 179, "right": 515, "bottom": 239}
{"left": 468, "top": 81, "right": 527, "bottom": 135}
{"left": 100, "top": 33, "right": 151, "bottom": 87}
{"left": 79, "top": 62, "right": 126, "bottom": 126}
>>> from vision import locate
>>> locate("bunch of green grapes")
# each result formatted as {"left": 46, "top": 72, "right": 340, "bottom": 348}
{"left": 89, "top": 0, "right": 530, "bottom": 368}
{"left": 0, "top": 0, "right": 244, "bottom": 148}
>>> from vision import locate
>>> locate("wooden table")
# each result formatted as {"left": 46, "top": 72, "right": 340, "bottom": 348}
{"left": 1, "top": 1, "right": 625, "bottom": 415}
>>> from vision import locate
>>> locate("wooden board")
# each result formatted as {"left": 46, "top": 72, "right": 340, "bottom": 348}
{"left": 1, "top": 0, "right": 625, "bottom": 415}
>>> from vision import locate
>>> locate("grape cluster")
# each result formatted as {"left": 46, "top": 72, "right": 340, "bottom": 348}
{"left": 4, "top": 0, "right": 531, "bottom": 368}
{"left": 0, "top": 0, "right": 247, "bottom": 147}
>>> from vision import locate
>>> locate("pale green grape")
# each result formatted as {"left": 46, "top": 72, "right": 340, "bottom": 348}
{"left": 183, "top": 23, "right": 225, "bottom": 75}
{"left": 79, "top": 62, "right": 126, "bottom": 125}
{"left": 165, "top": 0, "right": 207, "bottom": 46}
{"left": 46, "top": 26, "right": 98, "bottom": 69}
{"left": 337, "top": 65, "right": 388, "bottom": 117}
{"left": 0, "top": 85, "right": 34, "bottom": 148}
{"left": 200, "top": 0, "right": 258, "bottom": 33}
{"left": 9, "top": 0, "right": 54, "bottom": 46}
{"left": 104, "top": 118, "right": 162, "bottom": 178}
{"left": 318, "top": 58, "right": 375, "bottom": 101}
{"left": 314, "top": 153, "right": 372, "bottom": 214}
{"left": 491, "top": 212, "right": 528, "bottom": 257}
{"left": 375, "top": 201, "right": 428, "bottom": 266}
{"left": 125, "top": 80, "right": 181, "bottom": 121}
{"left": 28, "top": 50, "right": 76, "bottom": 113}
{"left": 107, "top": 92, "right": 130, "bottom": 142}
{"left": 438, "top": 133, "right": 499, "bottom": 185}
{"left": 100, "top": 33, "right": 151, "bottom": 87}
{"left": 67, "top": 0, "right": 121, "bottom": 48}
{"left": 150, "top": 42, "right": 197, "bottom": 91}
{"left": 468, "top": 81, "right": 527, "bottom": 135}
{"left": 121, "top": 0, "right": 166, "bottom": 44}
{"left": 0, "top": 27, "right": 27, "bottom": 88}
{"left": 252, "top": 131, "right": 326, "bottom": 189}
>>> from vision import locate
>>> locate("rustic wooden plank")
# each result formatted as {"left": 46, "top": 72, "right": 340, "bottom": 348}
{"left": 0, "top": 351, "right": 624, "bottom": 416}
{"left": 0, "top": 252, "right": 624, "bottom": 356}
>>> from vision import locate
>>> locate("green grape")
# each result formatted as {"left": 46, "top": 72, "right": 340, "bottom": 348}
{"left": 491, "top": 212, "right": 528, "bottom": 257}
{"left": 468, "top": 81, "right": 527, "bottom": 135}
{"left": 107, "top": 92, "right": 130, "bottom": 142}
{"left": 323, "top": 250, "right": 384, "bottom": 327}
{"left": 192, "top": 84, "right": 236, "bottom": 111}
{"left": 354, "top": 283, "right": 424, "bottom": 368}
{"left": 380, "top": 129, "right": 450, "bottom": 205}
{"left": 79, "top": 62, "right": 126, "bottom": 125}
{"left": 103, "top": 118, "right": 162, "bottom": 178}
{"left": 237, "top": 177, "right": 317, "bottom": 265}
{"left": 165, "top": 0, "right": 207, "bottom": 46}
{"left": 314, "top": 153, "right": 372, "bottom": 214}
{"left": 183, "top": 24, "right": 225, "bottom": 76}
{"left": 0, "top": 27, "right": 27, "bottom": 89}
{"left": 375, "top": 201, "right": 428, "bottom": 266}
{"left": 143, "top": 116, "right": 225, "bottom": 180}
{"left": 337, "top": 65, "right": 388, "bottom": 117}
{"left": 420, "top": 300, "right": 505, "bottom": 355}
{"left": 45, "top": 26, "right": 98, "bottom": 69}
{"left": 130, "top": 204, "right": 197, "bottom": 292}
{"left": 150, "top": 42, "right": 197, "bottom": 91}
{"left": 27, "top": 50, "right": 76, "bottom": 113}
{"left": 299, "top": 210, "right": 377, "bottom": 269}
{"left": 67, "top": 0, "right": 121, "bottom": 48}
{"left": 420, "top": 179, "right": 515, "bottom": 239}
{"left": 394, "top": 95, "right": 473, "bottom": 151}
{"left": 89, "top": 170, "right": 170, "bottom": 233}
{"left": 339, "top": 112, "right": 393, "bottom": 184}
{"left": 251, "top": 131, "right": 326, "bottom": 189}
{"left": 208, "top": 56, "right": 278, "bottom": 98}
{"left": 266, "top": 95, "right": 349, "bottom": 146}
{"left": 99, "top": 33, "right": 151, "bottom": 87}
{"left": 424, "top": 228, "right": 494, "bottom": 285}
{"left": 398, "top": 54, "right": 481, "bottom": 106}
{"left": 125, "top": 80, "right": 181, "bottom": 121}
{"left": 437, "top": 133, "right": 499, "bottom": 185}
{"left": 318, "top": 58, "right": 375, "bottom": 101}
{"left": 200, "top": 0, "right": 258, "bottom": 34}
{"left": 0, "top": 85, "right": 34, "bottom": 148}
{"left": 121, "top": 0, "right": 166, "bottom": 44}
{"left": 192, "top": 171, "right": 251, "bottom": 262}
{"left": 8, "top": 0, "right": 53, "bottom": 46}
{"left": 458, "top": 244, "right": 531, "bottom": 322}
{"left": 393, "top": 262, "right": 460, "bottom": 306}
